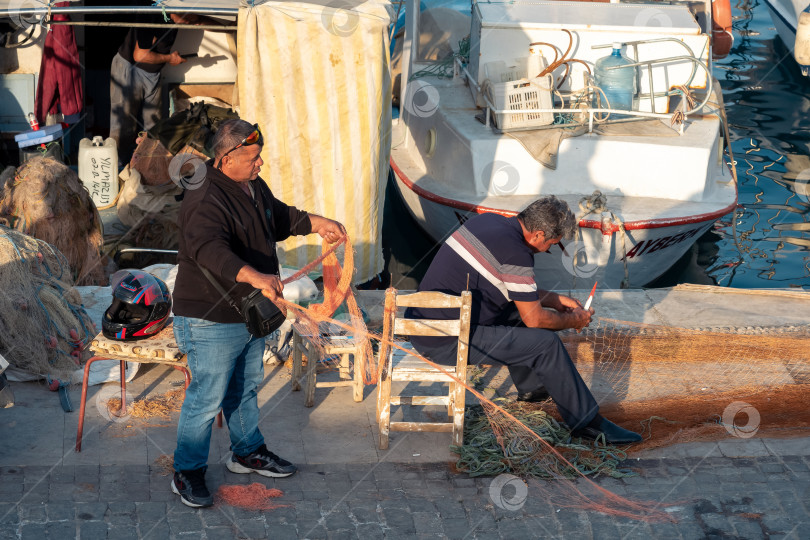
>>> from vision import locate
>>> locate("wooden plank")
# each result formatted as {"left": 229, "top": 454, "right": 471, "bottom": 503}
{"left": 393, "top": 353, "right": 457, "bottom": 371}
{"left": 390, "top": 422, "right": 453, "bottom": 432}
{"left": 395, "top": 291, "right": 464, "bottom": 308}
{"left": 394, "top": 319, "right": 460, "bottom": 337}
{"left": 304, "top": 341, "right": 317, "bottom": 408}
{"left": 175, "top": 83, "right": 235, "bottom": 104}
{"left": 391, "top": 372, "right": 456, "bottom": 383}
{"left": 377, "top": 292, "right": 395, "bottom": 449}
{"left": 291, "top": 332, "right": 303, "bottom": 392}
{"left": 353, "top": 351, "right": 364, "bottom": 402}
{"left": 390, "top": 396, "right": 449, "bottom": 406}
{"left": 378, "top": 401, "right": 391, "bottom": 450}
{"left": 314, "top": 381, "right": 355, "bottom": 388}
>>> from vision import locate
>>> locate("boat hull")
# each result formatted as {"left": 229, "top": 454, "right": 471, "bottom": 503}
{"left": 391, "top": 158, "right": 731, "bottom": 289}
{"left": 763, "top": 0, "right": 810, "bottom": 73}
{"left": 763, "top": 0, "right": 803, "bottom": 41}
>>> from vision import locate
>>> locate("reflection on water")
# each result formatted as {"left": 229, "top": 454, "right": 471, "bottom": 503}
{"left": 383, "top": 0, "right": 810, "bottom": 290}
{"left": 704, "top": 0, "right": 810, "bottom": 288}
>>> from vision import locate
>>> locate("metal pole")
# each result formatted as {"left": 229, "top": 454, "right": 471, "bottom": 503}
{"left": 399, "top": 0, "right": 420, "bottom": 120}
{"left": 49, "top": 21, "right": 237, "bottom": 31}
{"left": 0, "top": 6, "right": 238, "bottom": 17}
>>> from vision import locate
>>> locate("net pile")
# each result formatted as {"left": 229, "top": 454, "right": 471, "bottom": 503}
{"left": 561, "top": 318, "right": 810, "bottom": 450}
{"left": 0, "top": 158, "right": 106, "bottom": 286}
{"left": 105, "top": 388, "right": 184, "bottom": 421}
{"left": 0, "top": 227, "right": 95, "bottom": 379}
{"left": 455, "top": 401, "right": 632, "bottom": 479}
{"left": 564, "top": 318, "right": 810, "bottom": 398}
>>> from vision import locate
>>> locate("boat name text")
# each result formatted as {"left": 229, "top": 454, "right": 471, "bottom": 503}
{"left": 622, "top": 226, "right": 706, "bottom": 260}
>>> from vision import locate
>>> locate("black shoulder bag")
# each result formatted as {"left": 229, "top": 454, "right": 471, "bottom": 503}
{"left": 198, "top": 266, "right": 286, "bottom": 338}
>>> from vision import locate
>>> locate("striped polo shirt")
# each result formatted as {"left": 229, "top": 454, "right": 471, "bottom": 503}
{"left": 411, "top": 213, "right": 539, "bottom": 334}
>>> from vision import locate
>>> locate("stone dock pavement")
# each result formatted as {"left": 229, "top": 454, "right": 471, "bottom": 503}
{"left": 0, "top": 285, "right": 808, "bottom": 539}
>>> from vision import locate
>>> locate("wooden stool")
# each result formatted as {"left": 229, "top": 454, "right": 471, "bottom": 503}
{"left": 290, "top": 330, "right": 364, "bottom": 407}
{"left": 75, "top": 324, "right": 221, "bottom": 452}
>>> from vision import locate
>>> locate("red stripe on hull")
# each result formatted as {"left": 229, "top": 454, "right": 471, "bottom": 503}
{"left": 390, "top": 158, "right": 738, "bottom": 232}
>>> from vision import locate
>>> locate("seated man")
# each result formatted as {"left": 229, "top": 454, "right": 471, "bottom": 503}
{"left": 408, "top": 196, "right": 641, "bottom": 444}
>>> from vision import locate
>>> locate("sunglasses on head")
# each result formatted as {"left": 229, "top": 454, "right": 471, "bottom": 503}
{"left": 219, "top": 124, "right": 263, "bottom": 164}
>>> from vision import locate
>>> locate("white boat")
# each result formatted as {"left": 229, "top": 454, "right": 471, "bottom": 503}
{"left": 390, "top": 0, "right": 738, "bottom": 290}
{"left": 762, "top": 0, "right": 810, "bottom": 75}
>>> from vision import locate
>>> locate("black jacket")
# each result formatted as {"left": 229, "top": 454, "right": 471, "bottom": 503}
{"left": 173, "top": 162, "right": 311, "bottom": 323}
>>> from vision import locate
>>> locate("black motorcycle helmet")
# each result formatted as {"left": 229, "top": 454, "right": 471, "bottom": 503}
{"left": 102, "top": 269, "right": 172, "bottom": 340}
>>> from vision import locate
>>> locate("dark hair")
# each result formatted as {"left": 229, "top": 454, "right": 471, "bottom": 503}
{"left": 212, "top": 119, "right": 260, "bottom": 161}
{"left": 517, "top": 196, "right": 577, "bottom": 240}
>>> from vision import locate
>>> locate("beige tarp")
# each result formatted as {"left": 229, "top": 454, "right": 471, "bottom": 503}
{"left": 237, "top": 1, "right": 393, "bottom": 283}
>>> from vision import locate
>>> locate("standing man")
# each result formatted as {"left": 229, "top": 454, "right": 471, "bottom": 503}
{"left": 109, "top": 10, "right": 199, "bottom": 163}
{"left": 409, "top": 196, "right": 642, "bottom": 445}
{"left": 171, "top": 119, "right": 345, "bottom": 508}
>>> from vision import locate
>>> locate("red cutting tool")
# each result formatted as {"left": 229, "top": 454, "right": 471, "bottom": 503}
{"left": 583, "top": 282, "right": 597, "bottom": 310}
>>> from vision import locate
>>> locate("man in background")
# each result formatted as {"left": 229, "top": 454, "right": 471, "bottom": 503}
{"left": 109, "top": 10, "right": 205, "bottom": 163}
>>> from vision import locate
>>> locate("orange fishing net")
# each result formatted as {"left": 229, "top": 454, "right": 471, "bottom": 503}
{"left": 105, "top": 388, "right": 184, "bottom": 420}
{"left": 563, "top": 318, "right": 809, "bottom": 395}
{"left": 216, "top": 483, "right": 287, "bottom": 510}
{"left": 600, "top": 384, "right": 810, "bottom": 453}
{"left": 281, "top": 236, "right": 375, "bottom": 384}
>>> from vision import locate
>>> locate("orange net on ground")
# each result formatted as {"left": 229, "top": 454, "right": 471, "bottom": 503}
{"left": 563, "top": 318, "right": 809, "bottom": 397}
{"left": 599, "top": 384, "right": 810, "bottom": 453}
{"left": 556, "top": 318, "right": 810, "bottom": 452}
{"left": 216, "top": 484, "right": 287, "bottom": 510}
{"left": 105, "top": 388, "right": 184, "bottom": 421}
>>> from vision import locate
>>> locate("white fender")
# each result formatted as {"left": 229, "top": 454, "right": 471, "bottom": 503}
{"left": 794, "top": 10, "right": 810, "bottom": 75}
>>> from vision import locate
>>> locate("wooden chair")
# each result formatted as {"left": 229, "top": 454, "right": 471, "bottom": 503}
{"left": 376, "top": 288, "right": 472, "bottom": 450}
{"left": 291, "top": 330, "right": 364, "bottom": 407}
{"left": 75, "top": 324, "right": 221, "bottom": 452}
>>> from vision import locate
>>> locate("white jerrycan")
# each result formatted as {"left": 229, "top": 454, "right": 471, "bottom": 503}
{"left": 79, "top": 136, "right": 119, "bottom": 208}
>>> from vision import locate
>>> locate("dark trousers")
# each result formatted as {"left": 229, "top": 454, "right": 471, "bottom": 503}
{"left": 412, "top": 309, "right": 599, "bottom": 431}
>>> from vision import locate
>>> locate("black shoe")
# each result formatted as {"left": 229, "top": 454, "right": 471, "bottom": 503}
{"left": 171, "top": 469, "right": 213, "bottom": 508}
{"left": 573, "top": 417, "right": 642, "bottom": 445}
{"left": 227, "top": 444, "right": 298, "bottom": 478}
{"left": 516, "top": 387, "right": 550, "bottom": 403}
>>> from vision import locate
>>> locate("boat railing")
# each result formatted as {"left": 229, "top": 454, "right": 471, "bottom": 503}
{"left": 592, "top": 37, "right": 709, "bottom": 114}
{"left": 456, "top": 37, "right": 714, "bottom": 136}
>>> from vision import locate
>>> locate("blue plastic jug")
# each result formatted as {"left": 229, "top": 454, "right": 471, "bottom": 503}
{"left": 594, "top": 43, "right": 636, "bottom": 117}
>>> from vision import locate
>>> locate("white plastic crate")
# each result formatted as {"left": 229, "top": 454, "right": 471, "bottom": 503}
{"left": 483, "top": 57, "right": 554, "bottom": 131}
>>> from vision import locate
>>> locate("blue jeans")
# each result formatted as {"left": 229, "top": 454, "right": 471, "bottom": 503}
{"left": 173, "top": 316, "right": 266, "bottom": 472}
{"left": 109, "top": 53, "right": 162, "bottom": 163}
